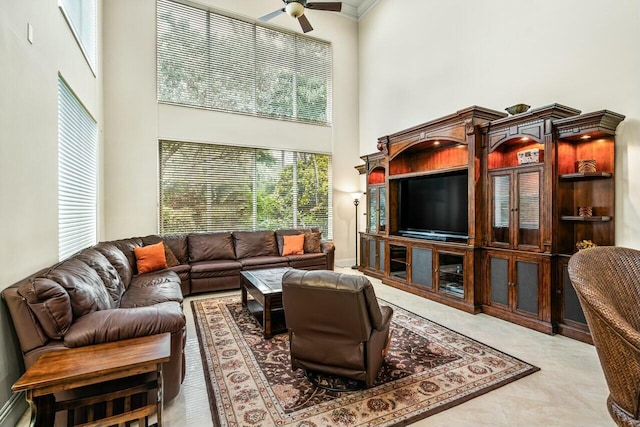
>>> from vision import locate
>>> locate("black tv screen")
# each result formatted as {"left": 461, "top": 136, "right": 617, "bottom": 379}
{"left": 399, "top": 170, "right": 468, "bottom": 237}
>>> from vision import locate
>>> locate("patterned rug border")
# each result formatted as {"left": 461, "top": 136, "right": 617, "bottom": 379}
{"left": 191, "top": 294, "right": 540, "bottom": 427}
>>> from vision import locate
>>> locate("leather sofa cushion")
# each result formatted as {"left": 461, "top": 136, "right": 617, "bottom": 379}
{"left": 111, "top": 237, "right": 144, "bottom": 274}
{"left": 239, "top": 256, "right": 288, "bottom": 268}
{"left": 94, "top": 242, "right": 134, "bottom": 287}
{"left": 234, "top": 231, "right": 278, "bottom": 258}
{"left": 76, "top": 248, "right": 125, "bottom": 306}
{"left": 162, "top": 234, "right": 189, "bottom": 264}
{"left": 190, "top": 260, "right": 242, "bottom": 278}
{"left": 189, "top": 232, "right": 235, "bottom": 262}
{"left": 18, "top": 277, "right": 73, "bottom": 340}
{"left": 46, "top": 258, "right": 114, "bottom": 317}
{"left": 64, "top": 301, "right": 185, "bottom": 347}
{"left": 120, "top": 271, "right": 184, "bottom": 308}
{"left": 141, "top": 235, "right": 180, "bottom": 267}
{"left": 286, "top": 252, "right": 326, "bottom": 268}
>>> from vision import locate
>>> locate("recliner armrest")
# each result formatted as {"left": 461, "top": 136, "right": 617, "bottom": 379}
{"left": 64, "top": 302, "right": 185, "bottom": 347}
{"left": 378, "top": 305, "right": 393, "bottom": 331}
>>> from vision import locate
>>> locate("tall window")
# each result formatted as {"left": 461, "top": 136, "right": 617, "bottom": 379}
{"left": 159, "top": 141, "right": 332, "bottom": 238}
{"left": 59, "top": 0, "right": 97, "bottom": 71}
{"left": 58, "top": 76, "right": 98, "bottom": 260}
{"left": 156, "top": 0, "right": 333, "bottom": 125}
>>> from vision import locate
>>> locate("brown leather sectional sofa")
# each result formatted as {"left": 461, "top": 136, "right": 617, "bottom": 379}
{"left": 2, "top": 228, "right": 334, "bottom": 406}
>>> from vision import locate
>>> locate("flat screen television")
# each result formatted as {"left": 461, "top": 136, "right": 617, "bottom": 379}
{"left": 398, "top": 170, "right": 469, "bottom": 240}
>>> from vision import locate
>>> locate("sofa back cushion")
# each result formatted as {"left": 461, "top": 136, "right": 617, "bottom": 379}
{"left": 111, "top": 237, "right": 144, "bottom": 274}
{"left": 188, "top": 232, "right": 235, "bottom": 262}
{"left": 142, "top": 235, "right": 182, "bottom": 267}
{"left": 76, "top": 248, "right": 126, "bottom": 306}
{"left": 276, "top": 228, "right": 321, "bottom": 255}
{"left": 234, "top": 231, "right": 278, "bottom": 259}
{"left": 46, "top": 258, "right": 114, "bottom": 317}
{"left": 18, "top": 277, "right": 73, "bottom": 340}
{"left": 94, "top": 242, "right": 134, "bottom": 287}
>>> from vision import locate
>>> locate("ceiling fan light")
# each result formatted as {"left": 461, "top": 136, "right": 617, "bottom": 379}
{"left": 285, "top": 2, "right": 305, "bottom": 18}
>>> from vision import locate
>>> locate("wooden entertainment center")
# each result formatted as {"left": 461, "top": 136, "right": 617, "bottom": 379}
{"left": 356, "top": 104, "right": 625, "bottom": 343}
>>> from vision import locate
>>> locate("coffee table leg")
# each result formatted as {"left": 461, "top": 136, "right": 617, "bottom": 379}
{"left": 263, "top": 296, "right": 272, "bottom": 339}
{"left": 241, "top": 281, "right": 248, "bottom": 308}
{"left": 28, "top": 391, "right": 55, "bottom": 427}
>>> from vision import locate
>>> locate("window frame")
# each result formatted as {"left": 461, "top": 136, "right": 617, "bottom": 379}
{"left": 59, "top": 0, "right": 97, "bottom": 74}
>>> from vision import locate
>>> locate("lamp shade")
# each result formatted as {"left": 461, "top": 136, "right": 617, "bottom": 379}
{"left": 350, "top": 192, "right": 362, "bottom": 200}
{"left": 285, "top": 2, "right": 305, "bottom": 18}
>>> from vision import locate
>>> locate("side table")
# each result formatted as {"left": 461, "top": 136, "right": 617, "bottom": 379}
{"left": 12, "top": 333, "right": 171, "bottom": 427}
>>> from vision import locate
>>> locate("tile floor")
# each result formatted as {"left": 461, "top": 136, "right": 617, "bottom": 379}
{"left": 18, "top": 266, "right": 615, "bottom": 427}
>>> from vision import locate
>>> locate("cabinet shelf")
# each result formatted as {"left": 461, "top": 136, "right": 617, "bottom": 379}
{"left": 560, "top": 215, "right": 611, "bottom": 222}
{"left": 559, "top": 172, "right": 612, "bottom": 180}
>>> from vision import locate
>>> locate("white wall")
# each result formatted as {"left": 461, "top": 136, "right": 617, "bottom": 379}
{"left": 358, "top": 0, "right": 640, "bottom": 249}
{"left": 103, "top": 0, "right": 360, "bottom": 263}
{"left": 0, "top": 0, "right": 103, "bottom": 422}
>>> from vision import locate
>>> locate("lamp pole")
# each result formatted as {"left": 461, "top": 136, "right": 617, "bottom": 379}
{"left": 350, "top": 193, "right": 362, "bottom": 269}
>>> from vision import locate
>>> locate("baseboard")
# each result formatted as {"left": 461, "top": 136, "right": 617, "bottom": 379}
{"left": 0, "top": 392, "right": 27, "bottom": 427}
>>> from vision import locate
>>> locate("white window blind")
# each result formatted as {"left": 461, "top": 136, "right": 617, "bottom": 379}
{"left": 159, "top": 141, "right": 332, "bottom": 238}
{"left": 59, "top": 0, "right": 97, "bottom": 71}
{"left": 58, "top": 76, "right": 98, "bottom": 261}
{"left": 157, "top": 0, "right": 332, "bottom": 125}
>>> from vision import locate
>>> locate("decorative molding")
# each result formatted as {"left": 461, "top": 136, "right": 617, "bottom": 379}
{"left": 0, "top": 392, "right": 27, "bottom": 427}
{"left": 339, "top": 3, "right": 359, "bottom": 19}
{"left": 357, "top": 0, "right": 381, "bottom": 19}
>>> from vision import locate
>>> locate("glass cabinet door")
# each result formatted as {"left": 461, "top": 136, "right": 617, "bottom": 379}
{"left": 368, "top": 187, "right": 378, "bottom": 233}
{"left": 379, "top": 186, "right": 386, "bottom": 232}
{"left": 516, "top": 169, "right": 541, "bottom": 249}
{"left": 491, "top": 173, "right": 511, "bottom": 246}
{"left": 438, "top": 252, "right": 464, "bottom": 298}
{"left": 389, "top": 244, "right": 407, "bottom": 280}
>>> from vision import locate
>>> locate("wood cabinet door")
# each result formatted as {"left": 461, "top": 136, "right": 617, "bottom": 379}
{"left": 486, "top": 252, "right": 510, "bottom": 310}
{"left": 513, "top": 257, "right": 541, "bottom": 317}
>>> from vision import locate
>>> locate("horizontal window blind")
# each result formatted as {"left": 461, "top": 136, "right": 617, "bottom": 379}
{"left": 58, "top": 76, "right": 98, "bottom": 261}
{"left": 59, "top": 0, "right": 97, "bottom": 70}
{"left": 159, "top": 141, "right": 332, "bottom": 238}
{"left": 157, "top": 0, "right": 332, "bottom": 125}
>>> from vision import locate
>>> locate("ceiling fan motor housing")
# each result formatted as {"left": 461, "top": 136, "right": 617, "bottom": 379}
{"left": 284, "top": 1, "right": 306, "bottom": 18}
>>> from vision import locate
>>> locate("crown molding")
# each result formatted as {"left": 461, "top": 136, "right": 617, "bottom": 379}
{"left": 357, "top": 0, "right": 380, "bottom": 19}
{"left": 338, "top": 0, "right": 380, "bottom": 20}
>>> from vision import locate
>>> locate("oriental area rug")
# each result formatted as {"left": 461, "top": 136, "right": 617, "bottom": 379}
{"left": 192, "top": 296, "right": 539, "bottom": 427}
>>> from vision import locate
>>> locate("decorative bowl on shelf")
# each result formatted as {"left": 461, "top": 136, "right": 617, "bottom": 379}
{"left": 505, "top": 104, "right": 530, "bottom": 115}
{"left": 576, "top": 159, "right": 597, "bottom": 173}
{"left": 576, "top": 240, "right": 597, "bottom": 250}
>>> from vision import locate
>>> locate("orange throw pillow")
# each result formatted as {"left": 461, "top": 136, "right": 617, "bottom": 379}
{"left": 134, "top": 242, "right": 168, "bottom": 274}
{"left": 282, "top": 234, "right": 305, "bottom": 256}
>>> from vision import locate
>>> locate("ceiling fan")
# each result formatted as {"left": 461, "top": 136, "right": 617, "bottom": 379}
{"left": 259, "top": 0, "right": 343, "bottom": 33}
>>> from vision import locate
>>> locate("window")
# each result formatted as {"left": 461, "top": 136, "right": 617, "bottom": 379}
{"left": 59, "top": 0, "right": 97, "bottom": 71}
{"left": 159, "top": 141, "right": 332, "bottom": 238}
{"left": 58, "top": 76, "right": 98, "bottom": 261}
{"left": 156, "top": 0, "right": 333, "bottom": 125}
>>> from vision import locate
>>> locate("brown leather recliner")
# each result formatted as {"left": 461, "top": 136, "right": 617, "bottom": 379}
{"left": 282, "top": 269, "right": 393, "bottom": 387}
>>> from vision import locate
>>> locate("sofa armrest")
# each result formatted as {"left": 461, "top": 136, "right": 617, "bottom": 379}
{"left": 321, "top": 240, "right": 335, "bottom": 270}
{"left": 64, "top": 302, "right": 185, "bottom": 347}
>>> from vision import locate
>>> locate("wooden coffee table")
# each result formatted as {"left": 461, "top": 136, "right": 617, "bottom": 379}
{"left": 12, "top": 333, "right": 170, "bottom": 427}
{"left": 241, "top": 267, "right": 289, "bottom": 339}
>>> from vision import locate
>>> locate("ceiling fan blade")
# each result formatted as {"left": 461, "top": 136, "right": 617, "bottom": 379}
{"left": 306, "top": 2, "right": 342, "bottom": 12}
{"left": 298, "top": 14, "right": 314, "bottom": 33}
{"left": 259, "top": 8, "right": 285, "bottom": 22}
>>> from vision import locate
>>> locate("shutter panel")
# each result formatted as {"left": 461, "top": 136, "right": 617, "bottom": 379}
{"left": 58, "top": 76, "right": 98, "bottom": 261}
{"left": 159, "top": 141, "right": 332, "bottom": 238}
{"left": 156, "top": 0, "right": 332, "bottom": 125}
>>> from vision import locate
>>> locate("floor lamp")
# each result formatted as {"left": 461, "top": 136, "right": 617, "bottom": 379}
{"left": 350, "top": 192, "right": 362, "bottom": 269}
